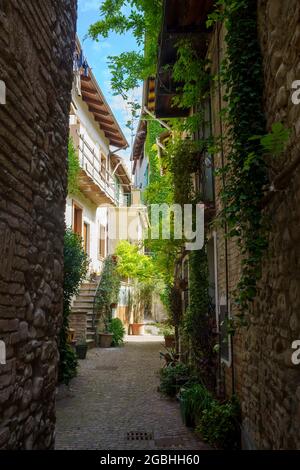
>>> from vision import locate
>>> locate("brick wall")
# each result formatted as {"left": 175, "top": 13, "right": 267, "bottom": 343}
{"left": 209, "top": 0, "right": 300, "bottom": 449}
{"left": 0, "top": 0, "right": 76, "bottom": 449}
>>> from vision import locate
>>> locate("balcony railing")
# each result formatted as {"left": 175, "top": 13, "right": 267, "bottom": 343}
{"left": 76, "top": 132, "right": 130, "bottom": 207}
{"left": 78, "top": 132, "right": 115, "bottom": 200}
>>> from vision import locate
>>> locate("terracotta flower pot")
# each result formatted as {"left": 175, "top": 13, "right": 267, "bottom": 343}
{"left": 131, "top": 323, "right": 144, "bottom": 335}
{"left": 98, "top": 333, "right": 113, "bottom": 348}
{"left": 164, "top": 335, "right": 176, "bottom": 349}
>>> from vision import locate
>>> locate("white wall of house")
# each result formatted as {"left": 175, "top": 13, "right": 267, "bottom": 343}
{"left": 73, "top": 88, "right": 110, "bottom": 160}
{"left": 65, "top": 192, "right": 109, "bottom": 274}
{"left": 66, "top": 89, "right": 115, "bottom": 274}
{"left": 134, "top": 152, "right": 149, "bottom": 192}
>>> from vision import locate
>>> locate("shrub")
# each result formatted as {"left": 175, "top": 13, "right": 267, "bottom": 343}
{"left": 157, "top": 323, "right": 175, "bottom": 337}
{"left": 109, "top": 318, "right": 126, "bottom": 346}
{"left": 180, "top": 383, "right": 213, "bottom": 426}
{"left": 59, "top": 229, "right": 89, "bottom": 384}
{"left": 196, "top": 397, "right": 241, "bottom": 450}
{"left": 159, "top": 363, "right": 190, "bottom": 397}
{"left": 94, "top": 256, "right": 121, "bottom": 332}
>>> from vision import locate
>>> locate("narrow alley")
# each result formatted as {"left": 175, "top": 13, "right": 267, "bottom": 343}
{"left": 55, "top": 337, "right": 208, "bottom": 450}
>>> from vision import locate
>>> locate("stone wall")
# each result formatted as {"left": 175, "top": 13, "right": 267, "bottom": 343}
{"left": 0, "top": 0, "right": 76, "bottom": 449}
{"left": 210, "top": 0, "right": 300, "bottom": 449}
{"left": 240, "top": 0, "right": 300, "bottom": 449}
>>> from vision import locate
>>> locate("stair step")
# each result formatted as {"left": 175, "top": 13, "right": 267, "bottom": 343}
{"left": 80, "top": 284, "right": 98, "bottom": 290}
{"left": 77, "top": 292, "right": 95, "bottom": 299}
{"left": 73, "top": 302, "right": 94, "bottom": 309}
{"left": 86, "top": 339, "right": 96, "bottom": 350}
{"left": 71, "top": 308, "right": 94, "bottom": 314}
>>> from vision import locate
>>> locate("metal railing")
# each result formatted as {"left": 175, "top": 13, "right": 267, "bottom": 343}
{"left": 77, "top": 132, "right": 130, "bottom": 207}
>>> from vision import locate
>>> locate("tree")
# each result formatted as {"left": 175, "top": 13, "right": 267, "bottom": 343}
{"left": 59, "top": 229, "right": 89, "bottom": 384}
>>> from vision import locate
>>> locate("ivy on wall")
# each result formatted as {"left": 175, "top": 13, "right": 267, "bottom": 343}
{"left": 184, "top": 247, "right": 216, "bottom": 389}
{"left": 68, "top": 137, "right": 81, "bottom": 196}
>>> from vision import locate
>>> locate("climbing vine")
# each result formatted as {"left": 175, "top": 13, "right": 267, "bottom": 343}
{"left": 184, "top": 247, "right": 216, "bottom": 390}
{"left": 68, "top": 137, "right": 81, "bottom": 195}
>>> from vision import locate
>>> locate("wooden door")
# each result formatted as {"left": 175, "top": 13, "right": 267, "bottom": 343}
{"left": 73, "top": 204, "right": 83, "bottom": 236}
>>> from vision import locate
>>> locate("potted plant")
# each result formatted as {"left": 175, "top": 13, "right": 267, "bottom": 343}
{"left": 75, "top": 336, "right": 88, "bottom": 360}
{"left": 98, "top": 309, "right": 114, "bottom": 348}
{"left": 93, "top": 256, "right": 121, "bottom": 347}
{"left": 158, "top": 324, "right": 176, "bottom": 348}
{"left": 131, "top": 307, "right": 144, "bottom": 335}
{"left": 98, "top": 329, "right": 113, "bottom": 348}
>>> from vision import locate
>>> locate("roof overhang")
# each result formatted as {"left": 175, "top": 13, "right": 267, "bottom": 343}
{"left": 75, "top": 39, "right": 128, "bottom": 149}
{"left": 155, "top": 0, "right": 213, "bottom": 118}
{"left": 131, "top": 119, "right": 147, "bottom": 175}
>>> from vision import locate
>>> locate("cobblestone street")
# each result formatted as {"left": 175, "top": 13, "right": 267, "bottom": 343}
{"left": 55, "top": 337, "right": 208, "bottom": 450}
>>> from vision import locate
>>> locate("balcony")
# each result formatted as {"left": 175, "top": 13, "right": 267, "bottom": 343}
{"left": 70, "top": 126, "right": 130, "bottom": 207}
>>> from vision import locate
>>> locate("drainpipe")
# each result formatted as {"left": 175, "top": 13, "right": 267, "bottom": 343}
{"left": 216, "top": 21, "right": 235, "bottom": 396}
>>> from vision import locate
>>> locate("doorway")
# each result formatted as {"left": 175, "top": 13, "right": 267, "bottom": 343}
{"left": 73, "top": 204, "right": 83, "bottom": 236}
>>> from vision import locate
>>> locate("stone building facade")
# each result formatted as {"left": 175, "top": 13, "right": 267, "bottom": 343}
{"left": 149, "top": 0, "right": 300, "bottom": 450}
{"left": 209, "top": 0, "right": 300, "bottom": 449}
{"left": 0, "top": 0, "right": 76, "bottom": 449}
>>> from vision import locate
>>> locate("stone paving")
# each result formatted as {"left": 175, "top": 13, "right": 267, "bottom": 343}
{"left": 55, "top": 336, "right": 209, "bottom": 450}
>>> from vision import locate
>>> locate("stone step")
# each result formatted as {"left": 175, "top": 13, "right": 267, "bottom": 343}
{"left": 73, "top": 302, "right": 93, "bottom": 313}
{"left": 76, "top": 298, "right": 95, "bottom": 304}
{"left": 80, "top": 287, "right": 97, "bottom": 293}
{"left": 73, "top": 300, "right": 95, "bottom": 308}
{"left": 71, "top": 307, "right": 94, "bottom": 314}
{"left": 78, "top": 291, "right": 96, "bottom": 297}
{"left": 86, "top": 339, "right": 96, "bottom": 350}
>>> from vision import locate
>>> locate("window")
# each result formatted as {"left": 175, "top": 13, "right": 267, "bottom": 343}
{"left": 73, "top": 203, "right": 83, "bottom": 236}
{"left": 98, "top": 224, "right": 106, "bottom": 259}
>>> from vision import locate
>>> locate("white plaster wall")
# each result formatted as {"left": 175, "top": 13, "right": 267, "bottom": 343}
{"left": 66, "top": 194, "right": 109, "bottom": 274}
{"left": 72, "top": 89, "right": 110, "bottom": 158}
{"left": 134, "top": 153, "right": 149, "bottom": 191}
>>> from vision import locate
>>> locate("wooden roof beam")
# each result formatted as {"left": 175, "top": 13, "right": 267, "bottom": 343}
{"left": 88, "top": 107, "right": 110, "bottom": 117}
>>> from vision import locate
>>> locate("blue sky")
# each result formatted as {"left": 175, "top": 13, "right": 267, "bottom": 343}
{"left": 77, "top": 0, "right": 141, "bottom": 169}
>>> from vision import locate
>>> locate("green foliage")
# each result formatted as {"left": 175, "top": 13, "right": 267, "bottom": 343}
{"left": 180, "top": 383, "right": 213, "bottom": 425}
{"left": 184, "top": 248, "right": 216, "bottom": 387}
{"left": 88, "top": 0, "right": 162, "bottom": 98}
{"left": 157, "top": 323, "right": 175, "bottom": 337}
{"left": 59, "top": 229, "right": 89, "bottom": 385}
{"left": 159, "top": 363, "right": 191, "bottom": 397}
{"left": 108, "top": 318, "right": 126, "bottom": 346}
{"left": 94, "top": 256, "right": 121, "bottom": 332}
{"left": 250, "top": 122, "right": 290, "bottom": 157}
{"left": 115, "top": 241, "right": 158, "bottom": 323}
{"left": 68, "top": 137, "right": 81, "bottom": 195}
{"left": 208, "top": 2, "right": 290, "bottom": 318}
{"left": 196, "top": 396, "right": 241, "bottom": 450}
{"left": 172, "top": 40, "right": 210, "bottom": 117}
{"left": 115, "top": 240, "right": 156, "bottom": 281}
{"left": 214, "top": 0, "right": 268, "bottom": 313}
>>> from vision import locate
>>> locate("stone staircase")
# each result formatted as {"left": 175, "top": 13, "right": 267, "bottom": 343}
{"left": 70, "top": 280, "right": 99, "bottom": 349}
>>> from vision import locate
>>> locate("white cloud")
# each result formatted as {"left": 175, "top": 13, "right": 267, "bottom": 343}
{"left": 92, "top": 41, "right": 112, "bottom": 52}
{"left": 79, "top": 0, "right": 102, "bottom": 13}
